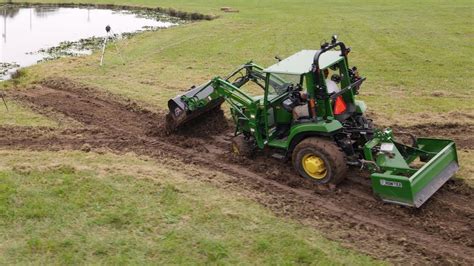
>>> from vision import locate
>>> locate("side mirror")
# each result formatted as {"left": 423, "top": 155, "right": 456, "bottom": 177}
{"left": 331, "top": 35, "right": 338, "bottom": 44}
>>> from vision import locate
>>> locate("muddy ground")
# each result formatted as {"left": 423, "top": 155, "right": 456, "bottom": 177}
{"left": 4, "top": 78, "right": 474, "bottom": 264}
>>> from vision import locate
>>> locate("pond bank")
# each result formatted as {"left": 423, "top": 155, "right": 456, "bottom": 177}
{"left": 2, "top": 2, "right": 217, "bottom": 21}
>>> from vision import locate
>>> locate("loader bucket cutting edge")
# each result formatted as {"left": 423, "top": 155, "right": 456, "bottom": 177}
{"left": 370, "top": 139, "right": 459, "bottom": 208}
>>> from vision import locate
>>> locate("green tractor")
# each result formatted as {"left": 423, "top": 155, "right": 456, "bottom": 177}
{"left": 167, "top": 36, "right": 459, "bottom": 207}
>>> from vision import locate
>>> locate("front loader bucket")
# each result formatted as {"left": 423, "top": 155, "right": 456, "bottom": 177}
{"left": 166, "top": 82, "right": 224, "bottom": 131}
{"left": 370, "top": 138, "right": 459, "bottom": 207}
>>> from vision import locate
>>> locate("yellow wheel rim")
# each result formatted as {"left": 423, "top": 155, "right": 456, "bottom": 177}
{"left": 302, "top": 154, "right": 327, "bottom": 179}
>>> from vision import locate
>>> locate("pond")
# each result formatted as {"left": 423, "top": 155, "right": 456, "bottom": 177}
{"left": 0, "top": 4, "right": 182, "bottom": 80}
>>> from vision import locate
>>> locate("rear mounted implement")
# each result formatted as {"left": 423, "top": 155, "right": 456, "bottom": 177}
{"left": 365, "top": 131, "right": 459, "bottom": 207}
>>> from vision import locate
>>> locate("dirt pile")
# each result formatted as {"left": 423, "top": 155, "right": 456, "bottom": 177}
{"left": 5, "top": 78, "right": 474, "bottom": 264}
{"left": 393, "top": 122, "right": 474, "bottom": 149}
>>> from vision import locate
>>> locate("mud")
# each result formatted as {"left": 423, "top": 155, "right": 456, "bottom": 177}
{"left": 5, "top": 78, "right": 474, "bottom": 264}
{"left": 393, "top": 123, "right": 474, "bottom": 149}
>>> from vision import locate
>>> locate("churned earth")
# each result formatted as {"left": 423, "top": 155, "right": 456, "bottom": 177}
{"left": 3, "top": 78, "right": 473, "bottom": 264}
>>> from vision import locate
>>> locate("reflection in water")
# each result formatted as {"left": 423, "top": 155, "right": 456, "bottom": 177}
{"left": 0, "top": 5, "right": 179, "bottom": 80}
{"left": 1, "top": 6, "right": 19, "bottom": 18}
{"left": 1, "top": 4, "right": 19, "bottom": 44}
{"left": 33, "top": 7, "right": 59, "bottom": 18}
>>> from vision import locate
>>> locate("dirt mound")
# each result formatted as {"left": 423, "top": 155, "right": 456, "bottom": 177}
{"left": 5, "top": 78, "right": 474, "bottom": 264}
{"left": 170, "top": 107, "right": 230, "bottom": 137}
{"left": 392, "top": 122, "right": 474, "bottom": 149}
{"left": 16, "top": 81, "right": 163, "bottom": 139}
{"left": 153, "top": 107, "right": 230, "bottom": 138}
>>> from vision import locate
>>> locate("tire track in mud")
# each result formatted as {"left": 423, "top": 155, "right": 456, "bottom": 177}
{"left": 5, "top": 79, "right": 474, "bottom": 264}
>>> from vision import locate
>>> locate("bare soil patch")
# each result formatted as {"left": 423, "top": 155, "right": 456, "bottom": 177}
{"left": 5, "top": 78, "right": 474, "bottom": 264}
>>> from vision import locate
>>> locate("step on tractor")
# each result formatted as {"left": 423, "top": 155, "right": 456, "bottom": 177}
{"left": 166, "top": 36, "right": 459, "bottom": 207}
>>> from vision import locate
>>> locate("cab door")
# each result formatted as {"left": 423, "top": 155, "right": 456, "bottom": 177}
{"left": 263, "top": 73, "right": 293, "bottom": 141}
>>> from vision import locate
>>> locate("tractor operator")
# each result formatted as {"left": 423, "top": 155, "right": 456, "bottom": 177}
{"left": 292, "top": 69, "right": 340, "bottom": 120}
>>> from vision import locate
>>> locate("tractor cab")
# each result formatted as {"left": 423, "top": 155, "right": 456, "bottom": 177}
{"left": 260, "top": 46, "right": 367, "bottom": 151}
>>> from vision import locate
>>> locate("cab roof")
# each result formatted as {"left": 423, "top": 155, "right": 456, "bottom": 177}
{"left": 264, "top": 50, "right": 342, "bottom": 75}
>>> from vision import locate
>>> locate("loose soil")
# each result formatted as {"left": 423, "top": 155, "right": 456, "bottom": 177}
{"left": 5, "top": 78, "right": 474, "bottom": 264}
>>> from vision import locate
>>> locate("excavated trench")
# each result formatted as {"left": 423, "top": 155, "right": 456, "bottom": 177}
{"left": 4, "top": 78, "right": 474, "bottom": 264}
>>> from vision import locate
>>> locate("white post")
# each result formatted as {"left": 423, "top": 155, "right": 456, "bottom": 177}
{"left": 99, "top": 33, "right": 108, "bottom": 66}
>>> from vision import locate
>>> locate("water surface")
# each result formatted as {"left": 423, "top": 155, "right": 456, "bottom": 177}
{"left": 0, "top": 5, "right": 179, "bottom": 79}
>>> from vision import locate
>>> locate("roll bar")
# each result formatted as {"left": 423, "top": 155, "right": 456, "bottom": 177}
{"left": 309, "top": 36, "right": 350, "bottom": 120}
{"left": 312, "top": 38, "right": 348, "bottom": 71}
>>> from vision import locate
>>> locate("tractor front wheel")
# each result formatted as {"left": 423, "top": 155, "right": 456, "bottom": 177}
{"left": 231, "top": 135, "right": 254, "bottom": 157}
{"left": 292, "top": 137, "right": 347, "bottom": 185}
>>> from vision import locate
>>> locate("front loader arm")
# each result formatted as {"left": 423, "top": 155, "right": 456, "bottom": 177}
{"left": 211, "top": 77, "right": 257, "bottom": 112}
{"left": 180, "top": 62, "right": 264, "bottom": 112}
{"left": 167, "top": 63, "right": 264, "bottom": 131}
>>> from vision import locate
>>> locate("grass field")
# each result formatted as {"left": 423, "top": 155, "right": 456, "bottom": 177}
{"left": 0, "top": 150, "right": 379, "bottom": 264}
{"left": 0, "top": 0, "right": 473, "bottom": 263}
{"left": 0, "top": 101, "right": 57, "bottom": 127}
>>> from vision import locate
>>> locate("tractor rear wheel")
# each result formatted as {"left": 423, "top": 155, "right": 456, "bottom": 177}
{"left": 292, "top": 137, "right": 347, "bottom": 185}
{"left": 231, "top": 135, "right": 253, "bottom": 157}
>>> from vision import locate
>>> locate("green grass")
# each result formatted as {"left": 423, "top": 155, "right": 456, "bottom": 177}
{"left": 0, "top": 150, "right": 380, "bottom": 265}
{"left": 9, "top": 0, "right": 473, "bottom": 123}
{"left": 458, "top": 149, "right": 474, "bottom": 185}
{"left": 0, "top": 101, "right": 58, "bottom": 127}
